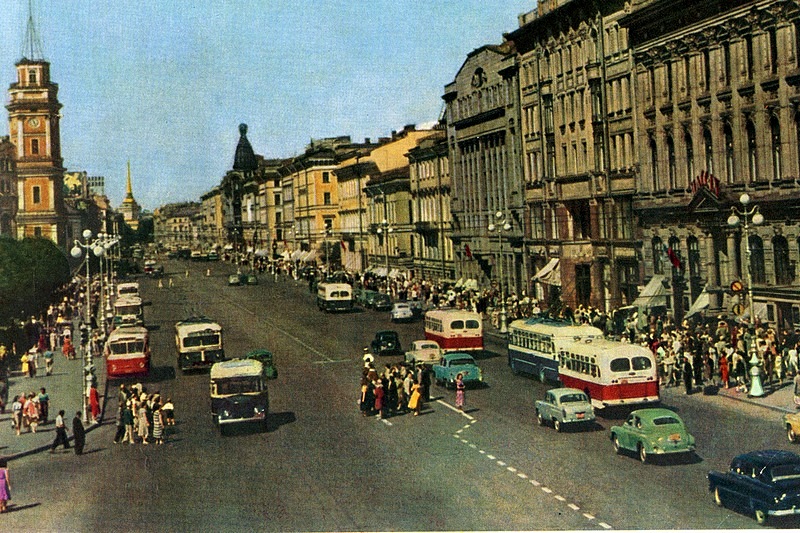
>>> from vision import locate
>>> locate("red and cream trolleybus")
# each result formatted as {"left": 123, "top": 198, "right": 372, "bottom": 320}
{"left": 105, "top": 325, "right": 151, "bottom": 379}
{"left": 423, "top": 309, "right": 483, "bottom": 352}
{"left": 556, "top": 338, "right": 659, "bottom": 410}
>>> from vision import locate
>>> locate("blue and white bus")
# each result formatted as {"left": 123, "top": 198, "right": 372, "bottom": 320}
{"left": 507, "top": 317, "right": 603, "bottom": 383}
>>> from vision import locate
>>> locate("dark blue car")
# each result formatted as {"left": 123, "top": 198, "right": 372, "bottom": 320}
{"left": 708, "top": 449, "right": 800, "bottom": 525}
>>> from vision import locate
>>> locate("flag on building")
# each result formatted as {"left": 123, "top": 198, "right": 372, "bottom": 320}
{"left": 666, "top": 246, "right": 682, "bottom": 270}
{"left": 464, "top": 243, "right": 472, "bottom": 259}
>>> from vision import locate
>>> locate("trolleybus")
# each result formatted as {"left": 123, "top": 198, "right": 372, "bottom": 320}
{"left": 105, "top": 325, "right": 151, "bottom": 379}
{"left": 507, "top": 317, "right": 603, "bottom": 383}
{"left": 175, "top": 317, "right": 225, "bottom": 371}
{"left": 113, "top": 295, "right": 144, "bottom": 327}
{"left": 556, "top": 338, "right": 660, "bottom": 409}
{"left": 423, "top": 309, "right": 483, "bottom": 352}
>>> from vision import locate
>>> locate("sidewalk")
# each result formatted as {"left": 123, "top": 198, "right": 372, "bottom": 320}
{"left": 0, "top": 345, "right": 107, "bottom": 461}
{"left": 484, "top": 324, "right": 797, "bottom": 415}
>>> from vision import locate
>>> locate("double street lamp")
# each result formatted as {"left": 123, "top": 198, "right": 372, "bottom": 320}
{"left": 70, "top": 229, "right": 107, "bottom": 423}
{"left": 377, "top": 219, "right": 393, "bottom": 279}
{"left": 488, "top": 211, "right": 511, "bottom": 334}
{"left": 727, "top": 192, "right": 765, "bottom": 397}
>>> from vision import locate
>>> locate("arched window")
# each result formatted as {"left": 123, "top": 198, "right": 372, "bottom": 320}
{"left": 668, "top": 236, "right": 682, "bottom": 272}
{"left": 724, "top": 124, "right": 735, "bottom": 183}
{"left": 773, "top": 236, "right": 793, "bottom": 285}
{"left": 747, "top": 120, "right": 757, "bottom": 182}
{"left": 749, "top": 235, "right": 766, "bottom": 284}
{"left": 652, "top": 237, "right": 664, "bottom": 275}
{"left": 770, "top": 115, "right": 782, "bottom": 181}
{"left": 667, "top": 135, "right": 676, "bottom": 189}
{"left": 687, "top": 236, "right": 701, "bottom": 279}
{"left": 685, "top": 131, "right": 694, "bottom": 180}
{"left": 704, "top": 128, "right": 714, "bottom": 175}
{"left": 650, "top": 136, "right": 659, "bottom": 190}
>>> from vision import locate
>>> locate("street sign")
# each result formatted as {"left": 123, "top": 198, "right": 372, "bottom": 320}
{"left": 732, "top": 303, "right": 744, "bottom": 316}
{"left": 730, "top": 280, "right": 744, "bottom": 293}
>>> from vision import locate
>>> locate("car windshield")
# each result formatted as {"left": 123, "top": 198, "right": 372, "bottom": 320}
{"left": 449, "top": 358, "right": 474, "bottom": 366}
{"left": 560, "top": 393, "right": 588, "bottom": 403}
{"left": 651, "top": 416, "right": 681, "bottom": 426}
{"left": 213, "top": 377, "right": 262, "bottom": 395}
{"left": 184, "top": 334, "right": 220, "bottom": 348}
{"left": 108, "top": 340, "right": 145, "bottom": 355}
{"left": 770, "top": 464, "right": 800, "bottom": 481}
{"left": 420, "top": 343, "right": 438, "bottom": 350}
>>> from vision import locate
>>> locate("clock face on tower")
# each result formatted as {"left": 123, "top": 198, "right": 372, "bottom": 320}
{"left": 28, "top": 118, "right": 41, "bottom": 128}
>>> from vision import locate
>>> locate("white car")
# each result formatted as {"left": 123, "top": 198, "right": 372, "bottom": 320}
{"left": 390, "top": 302, "right": 414, "bottom": 322}
{"left": 404, "top": 340, "right": 443, "bottom": 365}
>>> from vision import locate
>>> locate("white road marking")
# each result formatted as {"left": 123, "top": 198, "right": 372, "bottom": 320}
{"left": 583, "top": 513, "right": 595, "bottom": 520}
{"left": 599, "top": 522, "right": 612, "bottom": 529}
{"left": 568, "top": 503, "right": 580, "bottom": 511}
{"left": 436, "top": 399, "right": 475, "bottom": 420}
{"left": 517, "top": 473, "right": 528, "bottom": 479}
{"left": 554, "top": 495, "right": 566, "bottom": 502}
{"left": 541, "top": 487, "right": 553, "bottom": 494}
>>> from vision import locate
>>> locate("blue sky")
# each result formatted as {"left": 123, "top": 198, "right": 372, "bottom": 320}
{"left": 0, "top": 1, "right": 531, "bottom": 210}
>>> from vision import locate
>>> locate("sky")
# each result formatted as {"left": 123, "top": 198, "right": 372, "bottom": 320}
{"left": 0, "top": 1, "right": 532, "bottom": 210}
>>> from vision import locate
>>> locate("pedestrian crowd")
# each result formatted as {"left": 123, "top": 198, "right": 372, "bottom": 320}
{"left": 359, "top": 352, "right": 431, "bottom": 419}
{"left": 113, "top": 383, "right": 174, "bottom": 446}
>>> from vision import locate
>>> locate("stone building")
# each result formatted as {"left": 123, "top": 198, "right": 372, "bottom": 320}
{"left": 0, "top": 136, "right": 16, "bottom": 236}
{"left": 443, "top": 41, "right": 527, "bottom": 297}
{"left": 620, "top": 0, "right": 800, "bottom": 329}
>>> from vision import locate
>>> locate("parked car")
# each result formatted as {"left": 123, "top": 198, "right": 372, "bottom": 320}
{"left": 404, "top": 340, "right": 442, "bottom": 365}
{"left": 390, "top": 302, "right": 414, "bottom": 322}
{"left": 610, "top": 408, "right": 696, "bottom": 463}
{"left": 370, "top": 330, "right": 402, "bottom": 356}
{"left": 246, "top": 274, "right": 259, "bottom": 285}
{"left": 372, "top": 293, "right": 392, "bottom": 312}
{"left": 783, "top": 411, "right": 800, "bottom": 443}
{"left": 708, "top": 449, "right": 800, "bottom": 524}
{"left": 432, "top": 351, "right": 483, "bottom": 389}
{"left": 228, "top": 273, "right": 245, "bottom": 286}
{"left": 535, "top": 387, "right": 596, "bottom": 432}
{"left": 242, "top": 349, "right": 278, "bottom": 379}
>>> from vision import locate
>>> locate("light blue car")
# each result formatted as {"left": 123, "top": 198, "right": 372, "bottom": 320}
{"left": 535, "top": 387, "right": 596, "bottom": 432}
{"left": 432, "top": 352, "right": 483, "bottom": 389}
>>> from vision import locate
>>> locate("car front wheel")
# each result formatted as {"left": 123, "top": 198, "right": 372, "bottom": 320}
{"left": 754, "top": 508, "right": 767, "bottom": 525}
{"left": 638, "top": 444, "right": 648, "bottom": 464}
{"left": 612, "top": 435, "right": 622, "bottom": 454}
{"left": 788, "top": 425, "right": 798, "bottom": 443}
{"left": 713, "top": 487, "right": 723, "bottom": 507}
{"left": 554, "top": 419, "right": 563, "bottom": 432}
{"left": 536, "top": 411, "right": 544, "bottom": 426}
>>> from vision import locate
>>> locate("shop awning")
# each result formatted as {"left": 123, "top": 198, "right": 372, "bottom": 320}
{"left": 685, "top": 290, "right": 710, "bottom": 319}
{"left": 532, "top": 258, "right": 561, "bottom": 286}
{"left": 374, "top": 267, "right": 388, "bottom": 277}
{"left": 632, "top": 275, "right": 668, "bottom": 309}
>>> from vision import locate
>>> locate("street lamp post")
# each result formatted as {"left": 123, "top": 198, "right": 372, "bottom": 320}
{"left": 488, "top": 211, "right": 512, "bottom": 334}
{"left": 727, "top": 192, "right": 765, "bottom": 397}
{"left": 70, "top": 229, "right": 106, "bottom": 423}
{"left": 377, "top": 218, "right": 393, "bottom": 280}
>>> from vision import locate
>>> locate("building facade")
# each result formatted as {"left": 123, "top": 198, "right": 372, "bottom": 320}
{"left": 0, "top": 136, "right": 17, "bottom": 236}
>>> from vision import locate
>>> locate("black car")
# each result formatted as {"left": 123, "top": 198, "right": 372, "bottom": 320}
{"left": 372, "top": 293, "right": 392, "bottom": 312}
{"left": 370, "top": 330, "right": 402, "bottom": 356}
{"left": 708, "top": 449, "right": 800, "bottom": 525}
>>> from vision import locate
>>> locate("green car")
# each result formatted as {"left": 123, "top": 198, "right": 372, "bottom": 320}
{"left": 610, "top": 408, "right": 696, "bottom": 464}
{"left": 242, "top": 349, "right": 278, "bottom": 379}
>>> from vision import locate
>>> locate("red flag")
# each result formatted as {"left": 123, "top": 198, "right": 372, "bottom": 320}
{"left": 464, "top": 243, "right": 472, "bottom": 259}
{"left": 667, "top": 247, "right": 682, "bottom": 270}
{"left": 340, "top": 240, "right": 347, "bottom": 251}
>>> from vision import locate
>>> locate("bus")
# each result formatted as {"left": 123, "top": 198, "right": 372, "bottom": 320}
{"left": 557, "top": 338, "right": 660, "bottom": 409}
{"left": 507, "top": 317, "right": 603, "bottom": 383}
{"left": 316, "top": 282, "right": 353, "bottom": 312}
{"left": 210, "top": 359, "right": 269, "bottom": 434}
{"left": 105, "top": 325, "right": 151, "bottom": 379}
{"left": 423, "top": 309, "right": 483, "bottom": 352}
{"left": 113, "top": 295, "right": 144, "bottom": 327}
{"left": 116, "top": 282, "right": 140, "bottom": 299}
{"left": 175, "top": 317, "right": 225, "bottom": 371}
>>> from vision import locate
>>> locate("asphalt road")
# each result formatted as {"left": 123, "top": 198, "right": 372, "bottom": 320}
{"left": 3, "top": 258, "right": 798, "bottom": 531}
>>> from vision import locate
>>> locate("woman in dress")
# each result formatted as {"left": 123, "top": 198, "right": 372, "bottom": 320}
{"left": 0, "top": 457, "right": 10, "bottom": 513}
{"left": 407, "top": 378, "right": 422, "bottom": 416}
{"left": 455, "top": 373, "right": 466, "bottom": 410}
{"left": 151, "top": 401, "right": 164, "bottom": 444}
{"left": 137, "top": 401, "right": 150, "bottom": 444}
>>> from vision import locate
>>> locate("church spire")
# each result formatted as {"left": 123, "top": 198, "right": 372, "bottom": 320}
{"left": 124, "top": 160, "right": 135, "bottom": 201}
{"left": 21, "top": 0, "right": 45, "bottom": 61}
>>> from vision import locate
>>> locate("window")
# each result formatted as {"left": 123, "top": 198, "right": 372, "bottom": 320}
{"left": 703, "top": 49, "right": 711, "bottom": 91}
{"left": 28, "top": 70, "right": 37, "bottom": 84}
{"left": 704, "top": 128, "right": 714, "bottom": 175}
{"left": 665, "top": 62, "right": 673, "bottom": 100}
{"left": 31, "top": 139, "right": 39, "bottom": 155}
{"left": 322, "top": 171, "right": 330, "bottom": 184}
{"left": 749, "top": 235, "right": 766, "bottom": 284}
{"left": 650, "top": 136, "right": 659, "bottom": 190}
{"left": 610, "top": 358, "right": 631, "bottom": 372}
{"left": 685, "top": 132, "right": 695, "bottom": 180}
{"left": 722, "top": 42, "right": 731, "bottom": 85}
{"left": 575, "top": 264, "right": 591, "bottom": 307}
{"left": 652, "top": 237, "right": 664, "bottom": 275}
{"left": 323, "top": 192, "right": 331, "bottom": 205}
{"left": 770, "top": 29, "right": 778, "bottom": 74}
{"left": 667, "top": 136, "right": 676, "bottom": 189}
{"left": 747, "top": 120, "right": 758, "bottom": 182}
{"left": 771, "top": 116, "right": 782, "bottom": 181}
{"left": 33, "top": 226, "right": 42, "bottom": 237}
{"left": 32, "top": 186, "right": 41, "bottom": 204}
{"left": 724, "top": 124, "right": 735, "bottom": 183}
{"left": 273, "top": 193, "right": 281, "bottom": 205}
{"left": 774, "top": 236, "right": 793, "bottom": 285}
{"left": 745, "top": 35, "right": 754, "bottom": 79}
{"left": 688, "top": 236, "right": 701, "bottom": 279}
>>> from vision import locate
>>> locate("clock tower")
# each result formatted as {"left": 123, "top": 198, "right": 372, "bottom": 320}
{"left": 6, "top": 4, "right": 66, "bottom": 245}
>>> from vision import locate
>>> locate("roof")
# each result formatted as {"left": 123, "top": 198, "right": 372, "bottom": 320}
{"left": 442, "top": 351, "right": 476, "bottom": 361}
{"left": 735, "top": 450, "right": 800, "bottom": 467}
{"left": 233, "top": 123, "right": 258, "bottom": 172}
{"left": 115, "top": 295, "right": 142, "bottom": 306}
{"left": 175, "top": 319, "right": 222, "bottom": 336}
{"left": 509, "top": 318, "right": 603, "bottom": 339}
{"left": 107, "top": 326, "right": 148, "bottom": 342}
{"left": 629, "top": 408, "right": 683, "bottom": 422}
{"left": 210, "top": 358, "right": 263, "bottom": 380}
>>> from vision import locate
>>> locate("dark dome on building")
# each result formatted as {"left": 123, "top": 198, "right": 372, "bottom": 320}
{"left": 233, "top": 123, "right": 258, "bottom": 172}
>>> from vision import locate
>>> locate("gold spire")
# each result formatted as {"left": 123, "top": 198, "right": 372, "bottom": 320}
{"left": 123, "top": 160, "right": 135, "bottom": 203}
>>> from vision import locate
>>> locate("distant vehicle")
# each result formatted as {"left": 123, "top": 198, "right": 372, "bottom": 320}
{"left": 432, "top": 351, "right": 483, "bottom": 389}
{"left": 174, "top": 317, "right": 225, "bottom": 372}
{"left": 105, "top": 325, "right": 150, "bottom": 379}
{"left": 708, "top": 449, "right": 800, "bottom": 525}
{"left": 370, "top": 330, "right": 402, "bottom": 356}
{"left": 372, "top": 293, "right": 392, "bottom": 312}
{"left": 507, "top": 317, "right": 603, "bottom": 383}
{"left": 246, "top": 274, "right": 259, "bottom": 285}
{"left": 113, "top": 295, "right": 144, "bottom": 327}
{"left": 535, "top": 387, "right": 596, "bottom": 432}
{"left": 131, "top": 246, "right": 144, "bottom": 259}
{"left": 210, "top": 359, "right": 269, "bottom": 435}
{"left": 391, "top": 302, "right": 415, "bottom": 323}
{"left": 610, "top": 408, "right": 695, "bottom": 464}
{"left": 316, "top": 282, "right": 353, "bottom": 312}
{"left": 783, "top": 411, "right": 800, "bottom": 443}
{"left": 116, "top": 282, "right": 140, "bottom": 299}
{"left": 228, "top": 274, "right": 244, "bottom": 286}
{"left": 143, "top": 260, "right": 155, "bottom": 275}
{"left": 206, "top": 251, "right": 219, "bottom": 261}
{"left": 424, "top": 309, "right": 483, "bottom": 352}
{"left": 177, "top": 248, "right": 192, "bottom": 260}
{"left": 242, "top": 349, "right": 278, "bottom": 380}
{"left": 404, "top": 339, "right": 442, "bottom": 365}
{"left": 191, "top": 250, "right": 204, "bottom": 261}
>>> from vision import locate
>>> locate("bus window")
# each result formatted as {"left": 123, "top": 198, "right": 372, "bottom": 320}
{"left": 465, "top": 319, "right": 480, "bottom": 329}
{"left": 451, "top": 320, "right": 464, "bottom": 329}
{"left": 632, "top": 356, "right": 653, "bottom": 370}
{"left": 610, "top": 358, "right": 631, "bottom": 372}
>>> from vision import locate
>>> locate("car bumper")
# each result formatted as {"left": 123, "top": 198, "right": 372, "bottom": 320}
{"left": 650, "top": 445, "right": 695, "bottom": 455}
{"left": 217, "top": 412, "right": 266, "bottom": 425}
{"left": 770, "top": 507, "right": 800, "bottom": 517}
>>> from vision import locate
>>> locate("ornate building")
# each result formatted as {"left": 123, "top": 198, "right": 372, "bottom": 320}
{"left": 620, "top": 0, "right": 800, "bottom": 329}
{"left": 0, "top": 136, "right": 16, "bottom": 236}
